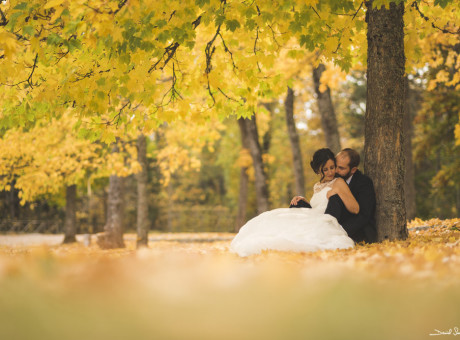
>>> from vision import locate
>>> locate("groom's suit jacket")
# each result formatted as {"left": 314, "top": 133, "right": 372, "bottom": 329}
{"left": 340, "top": 170, "right": 377, "bottom": 243}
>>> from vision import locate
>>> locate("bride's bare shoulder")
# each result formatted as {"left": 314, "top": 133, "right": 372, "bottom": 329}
{"left": 332, "top": 177, "right": 347, "bottom": 188}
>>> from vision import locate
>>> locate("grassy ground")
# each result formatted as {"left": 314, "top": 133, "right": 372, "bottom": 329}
{"left": 0, "top": 218, "right": 459, "bottom": 340}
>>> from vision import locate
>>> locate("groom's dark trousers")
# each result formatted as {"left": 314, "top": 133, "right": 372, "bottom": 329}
{"left": 325, "top": 170, "right": 377, "bottom": 243}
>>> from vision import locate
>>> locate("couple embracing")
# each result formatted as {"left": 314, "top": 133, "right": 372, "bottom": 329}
{"left": 230, "top": 148, "right": 377, "bottom": 257}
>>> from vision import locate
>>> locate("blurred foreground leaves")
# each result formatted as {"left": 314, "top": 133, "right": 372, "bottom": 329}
{"left": 0, "top": 218, "right": 459, "bottom": 340}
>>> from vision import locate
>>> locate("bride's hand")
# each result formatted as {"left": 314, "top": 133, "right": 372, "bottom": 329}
{"left": 290, "top": 196, "right": 307, "bottom": 206}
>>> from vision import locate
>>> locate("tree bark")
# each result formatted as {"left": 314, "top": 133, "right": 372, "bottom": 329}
{"left": 63, "top": 184, "right": 77, "bottom": 244}
{"left": 238, "top": 117, "right": 269, "bottom": 214}
{"left": 260, "top": 102, "right": 275, "bottom": 154}
{"left": 236, "top": 119, "right": 250, "bottom": 232}
{"left": 284, "top": 87, "right": 305, "bottom": 196}
{"left": 136, "top": 134, "right": 149, "bottom": 248}
{"left": 403, "top": 77, "right": 416, "bottom": 220}
{"left": 235, "top": 167, "right": 249, "bottom": 232}
{"left": 364, "top": 1, "right": 407, "bottom": 241}
{"left": 97, "top": 144, "right": 125, "bottom": 249}
{"left": 312, "top": 63, "right": 341, "bottom": 153}
{"left": 8, "top": 180, "right": 18, "bottom": 220}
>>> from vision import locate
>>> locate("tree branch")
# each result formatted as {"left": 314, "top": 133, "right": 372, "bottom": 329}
{"left": 113, "top": 0, "right": 128, "bottom": 15}
{"left": 329, "top": 2, "right": 363, "bottom": 19}
{"left": 148, "top": 15, "right": 202, "bottom": 73}
{"left": 218, "top": 32, "right": 238, "bottom": 72}
{"left": 0, "top": 8, "right": 8, "bottom": 26}
{"left": 27, "top": 54, "right": 39, "bottom": 88}
{"left": 310, "top": 6, "right": 332, "bottom": 30}
{"left": 267, "top": 24, "right": 281, "bottom": 48}
{"left": 205, "top": 24, "right": 221, "bottom": 74}
{"left": 254, "top": 27, "right": 261, "bottom": 72}
{"left": 106, "top": 100, "right": 130, "bottom": 127}
{"left": 217, "top": 87, "right": 242, "bottom": 104}
{"left": 411, "top": 1, "right": 459, "bottom": 35}
{"left": 352, "top": 2, "right": 364, "bottom": 21}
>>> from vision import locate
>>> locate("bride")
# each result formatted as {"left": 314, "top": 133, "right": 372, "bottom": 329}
{"left": 230, "top": 148, "right": 356, "bottom": 257}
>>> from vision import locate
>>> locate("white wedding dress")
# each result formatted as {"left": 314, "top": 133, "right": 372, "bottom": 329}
{"left": 230, "top": 178, "right": 354, "bottom": 257}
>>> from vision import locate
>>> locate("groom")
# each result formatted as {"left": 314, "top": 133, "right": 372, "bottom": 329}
{"left": 325, "top": 148, "right": 377, "bottom": 244}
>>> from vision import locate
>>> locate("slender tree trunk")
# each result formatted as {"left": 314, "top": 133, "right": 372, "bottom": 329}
{"left": 403, "top": 77, "right": 416, "bottom": 220}
{"left": 236, "top": 119, "right": 250, "bottom": 231}
{"left": 364, "top": 1, "right": 407, "bottom": 241}
{"left": 136, "top": 134, "right": 149, "bottom": 248}
{"left": 8, "top": 181, "right": 17, "bottom": 219}
{"left": 238, "top": 116, "right": 269, "bottom": 214}
{"left": 260, "top": 102, "right": 275, "bottom": 154}
{"left": 312, "top": 63, "right": 341, "bottom": 153}
{"left": 97, "top": 144, "right": 125, "bottom": 249}
{"left": 235, "top": 167, "right": 249, "bottom": 232}
{"left": 87, "top": 179, "right": 99, "bottom": 233}
{"left": 284, "top": 87, "right": 305, "bottom": 196}
{"left": 63, "top": 184, "right": 77, "bottom": 244}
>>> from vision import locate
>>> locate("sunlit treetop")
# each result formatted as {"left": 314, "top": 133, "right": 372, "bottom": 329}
{"left": 0, "top": 0, "right": 458, "bottom": 140}
{"left": 0, "top": 113, "right": 142, "bottom": 203}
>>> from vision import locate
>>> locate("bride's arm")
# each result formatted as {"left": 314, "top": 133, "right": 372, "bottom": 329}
{"left": 327, "top": 178, "right": 360, "bottom": 214}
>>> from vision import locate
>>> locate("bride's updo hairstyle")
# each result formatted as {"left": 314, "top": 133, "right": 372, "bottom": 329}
{"left": 310, "top": 148, "right": 336, "bottom": 181}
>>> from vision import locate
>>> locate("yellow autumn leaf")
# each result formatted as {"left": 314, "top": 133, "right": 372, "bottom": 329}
{"left": 43, "top": 0, "right": 66, "bottom": 10}
{"left": 0, "top": 30, "right": 18, "bottom": 58}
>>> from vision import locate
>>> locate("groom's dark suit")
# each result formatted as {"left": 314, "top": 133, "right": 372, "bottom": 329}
{"left": 325, "top": 170, "right": 377, "bottom": 243}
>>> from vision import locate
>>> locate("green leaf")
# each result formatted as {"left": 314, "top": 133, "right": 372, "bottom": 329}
{"left": 245, "top": 7, "right": 257, "bottom": 18}
{"left": 215, "top": 15, "right": 225, "bottom": 27}
{"left": 47, "top": 33, "right": 63, "bottom": 46}
{"left": 68, "top": 39, "right": 82, "bottom": 52}
{"left": 261, "top": 12, "right": 274, "bottom": 23}
{"left": 154, "top": 19, "right": 167, "bottom": 28}
{"left": 13, "top": 2, "right": 28, "bottom": 10}
{"left": 245, "top": 19, "right": 256, "bottom": 30}
{"left": 299, "top": 34, "right": 314, "bottom": 51}
{"left": 97, "top": 91, "right": 105, "bottom": 100}
{"left": 185, "top": 40, "right": 196, "bottom": 49}
{"left": 96, "top": 78, "right": 106, "bottom": 86}
{"left": 434, "top": 0, "right": 449, "bottom": 8}
{"left": 195, "top": 0, "right": 210, "bottom": 8}
{"left": 23, "top": 26, "right": 34, "bottom": 36}
{"left": 225, "top": 19, "right": 240, "bottom": 32}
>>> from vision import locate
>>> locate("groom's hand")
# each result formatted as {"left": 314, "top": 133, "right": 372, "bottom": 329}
{"left": 290, "top": 196, "right": 307, "bottom": 206}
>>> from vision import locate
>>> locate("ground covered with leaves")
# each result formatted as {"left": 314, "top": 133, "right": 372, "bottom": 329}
{"left": 0, "top": 218, "right": 459, "bottom": 340}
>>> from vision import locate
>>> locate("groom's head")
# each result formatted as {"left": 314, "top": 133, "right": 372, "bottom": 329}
{"left": 336, "top": 148, "right": 360, "bottom": 180}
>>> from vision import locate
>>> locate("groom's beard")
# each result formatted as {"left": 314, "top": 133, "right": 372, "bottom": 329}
{"left": 337, "top": 171, "right": 352, "bottom": 181}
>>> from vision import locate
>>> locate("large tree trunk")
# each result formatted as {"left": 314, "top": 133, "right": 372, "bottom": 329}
{"left": 63, "top": 184, "right": 77, "bottom": 244}
{"left": 284, "top": 87, "right": 305, "bottom": 196}
{"left": 136, "top": 134, "right": 149, "bottom": 248}
{"left": 236, "top": 118, "right": 250, "bottom": 232}
{"left": 403, "top": 77, "right": 416, "bottom": 220}
{"left": 238, "top": 117, "right": 269, "bottom": 214}
{"left": 364, "top": 1, "right": 407, "bottom": 241}
{"left": 312, "top": 63, "right": 341, "bottom": 153}
{"left": 97, "top": 145, "right": 125, "bottom": 249}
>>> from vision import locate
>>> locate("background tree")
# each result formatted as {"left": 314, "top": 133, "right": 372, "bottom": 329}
{"left": 312, "top": 63, "right": 341, "bottom": 153}
{"left": 284, "top": 87, "right": 305, "bottom": 197}
{"left": 238, "top": 116, "right": 270, "bottom": 214}
{"left": 136, "top": 134, "right": 149, "bottom": 248}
